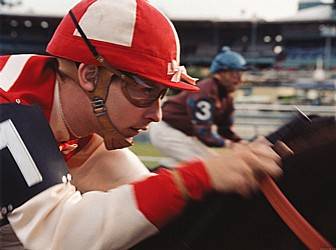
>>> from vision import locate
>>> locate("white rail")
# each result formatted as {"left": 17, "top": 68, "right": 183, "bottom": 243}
{"left": 235, "top": 104, "right": 336, "bottom": 115}
{"left": 233, "top": 104, "right": 335, "bottom": 139}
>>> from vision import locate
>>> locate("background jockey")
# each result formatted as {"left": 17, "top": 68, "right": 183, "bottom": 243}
{"left": 149, "top": 47, "right": 248, "bottom": 167}
{"left": 0, "top": 1, "right": 283, "bottom": 249}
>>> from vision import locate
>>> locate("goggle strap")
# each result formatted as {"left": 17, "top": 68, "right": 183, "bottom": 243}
{"left": 69, "top": 10, "right": 99, "bottom": 60}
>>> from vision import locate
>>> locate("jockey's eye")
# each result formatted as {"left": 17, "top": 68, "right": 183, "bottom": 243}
{"left": 119, "top": 72, "right": 168, "bottom": 107}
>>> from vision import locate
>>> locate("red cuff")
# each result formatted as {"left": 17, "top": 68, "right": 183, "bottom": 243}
{"left": 133, "top": 161, "right": 212, "bottom": 228}
{"left": 176, "top": 160, "right": 212, "bottom": 200}
{"left": 133, "top": 169, "right": 186, "bottom": 228}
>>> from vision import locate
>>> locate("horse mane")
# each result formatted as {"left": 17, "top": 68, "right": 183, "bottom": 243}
{"left": 284, "top": 116, "right": 336, "bottom": 155}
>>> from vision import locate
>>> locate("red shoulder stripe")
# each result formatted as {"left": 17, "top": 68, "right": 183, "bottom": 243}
{"left": 0, "top": 55, "right": 10, "bottom": 71}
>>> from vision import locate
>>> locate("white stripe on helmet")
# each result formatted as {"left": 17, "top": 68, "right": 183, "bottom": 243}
{"left": 73, "top": 0, "right": 137, "bottom": 47}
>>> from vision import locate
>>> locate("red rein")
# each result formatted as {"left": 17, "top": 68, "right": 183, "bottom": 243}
{"left": 260, "top": 175, "right": 333, "bottom": 249}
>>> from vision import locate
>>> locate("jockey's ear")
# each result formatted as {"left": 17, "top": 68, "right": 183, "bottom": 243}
{"left": 77, "top": 64, "right": 98, "bottom": 92}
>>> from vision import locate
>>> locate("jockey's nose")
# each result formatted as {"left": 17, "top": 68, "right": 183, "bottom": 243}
{"left": 145, "top": 99, "right": 162, "bottom": 123}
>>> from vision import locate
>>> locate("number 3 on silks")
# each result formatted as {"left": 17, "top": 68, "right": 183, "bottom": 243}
{"left": 0, "top": 119, "right": 42, "bottom": 187}
{"left": 193, "top": 99, "right": 214, "bottom": 122}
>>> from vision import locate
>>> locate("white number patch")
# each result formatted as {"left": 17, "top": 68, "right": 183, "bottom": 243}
{"left": 0, "top": 119, "right": 42, "bottom": 187}
{"left": 195, "top": 100, "right": 212, "bottom": 121}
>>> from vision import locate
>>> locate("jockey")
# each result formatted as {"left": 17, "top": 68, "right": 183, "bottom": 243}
{"left": 0, "top": 1, "right": 283, "bottom": 249}
{"left": 149, "top": 47, "right": 248, "bottom": 167}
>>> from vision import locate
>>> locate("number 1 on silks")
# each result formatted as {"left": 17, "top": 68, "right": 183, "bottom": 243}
{"left": 0, "top": 119, "right": 42, "bottom": 187}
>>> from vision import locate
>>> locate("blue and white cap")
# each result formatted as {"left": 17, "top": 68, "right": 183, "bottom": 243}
{"left": 210, "top": 47, "right": 247, "bottom": 73}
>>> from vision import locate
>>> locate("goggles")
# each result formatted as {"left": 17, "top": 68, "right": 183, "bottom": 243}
{"left": 69, "top": 10, "right": 168, "bottom": 108}
{"left": 120, "top": 72, "right": 168, "bottom": 108}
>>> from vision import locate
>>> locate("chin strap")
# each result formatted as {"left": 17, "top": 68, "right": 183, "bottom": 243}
{"left": 66, "top": 10, "right": 135, "bottom": 149}
{"left": 86, "top": 68, "right": 133, "bottom": 150}
{"left": 57, "top": 59, "right": 131, "bottom": 150}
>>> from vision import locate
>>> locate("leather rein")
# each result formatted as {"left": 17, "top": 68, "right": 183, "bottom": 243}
{"left": 261, "top": 112, "right": 334, "bottom": 249}
{"left": 260, "top": 175, "right": 333, "bottom": 249}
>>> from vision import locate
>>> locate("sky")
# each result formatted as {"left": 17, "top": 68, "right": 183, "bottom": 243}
{"left": 150, "top": 0, "right": 299, "bottom": 20}
{"left": 1, "top": 0, "right": 300, "bottom": 21}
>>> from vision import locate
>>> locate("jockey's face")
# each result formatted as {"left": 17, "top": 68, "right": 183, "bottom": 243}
{"left": 104, "top": 75, "right": 164, "bottom": 139}
{"left": 218, "top": 70, "right": 244, "bottom": 92}
{"left": 61, "top": 63, "right": 163, "bottom": 142}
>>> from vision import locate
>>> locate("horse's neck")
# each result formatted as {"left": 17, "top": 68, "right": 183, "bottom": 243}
{"left": 286, "top": 125, "right": 336, "bottom": 155}
{"left": 279, "top": 128, "right": 336, "bottom": 209}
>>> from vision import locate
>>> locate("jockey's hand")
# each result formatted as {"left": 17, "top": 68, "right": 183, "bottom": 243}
{"left": 203, "top": 140, "right": 283, "bottom": 197}
{"left": 253, "top": 136, "right": 294, "bottom": 158}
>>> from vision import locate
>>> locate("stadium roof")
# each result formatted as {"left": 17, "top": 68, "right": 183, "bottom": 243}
{"left": 0, "top": 0, "right": 296, "bottom": 22}
{"left": 2, "top": 1, "right": 335, "bottom": 23}
{"left": 273, "top": 3, "right": 336, "bottom": 22}
{"left": 0, "top": 2, "right": 256, "bottom": 21}
{"left": 0, "top": 1, "right": 78, "bottom": 17}
{"left": 148, "top": 1, "right": 260, "bottom": 22}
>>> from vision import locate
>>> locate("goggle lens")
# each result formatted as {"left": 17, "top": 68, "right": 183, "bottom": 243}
{"left": 120, "top": 73, "right": 168, "bottom": 108}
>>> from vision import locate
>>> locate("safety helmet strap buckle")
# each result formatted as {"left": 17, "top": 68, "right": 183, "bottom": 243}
{"left": 68, "top": 10, "right": 133, "bottom": 149}
{"left": 86, "top": 68, "right": 132, "bottom": 150}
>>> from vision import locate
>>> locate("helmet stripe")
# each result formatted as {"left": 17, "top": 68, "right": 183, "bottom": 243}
{"left": 73, "top": 0, "right": 137, "bottom": 47}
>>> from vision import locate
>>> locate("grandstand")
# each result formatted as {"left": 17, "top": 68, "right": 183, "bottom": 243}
{"left": 0, "top": 13, "right": 59, "bottom": 54}
{"left": 1, "top": 0, "right": 336, "bottom": 71}
{"left": 0, "top": 0, "right": 334, "bottom": 140}
{"left": 174, "top": 0, "right": 336, "bottom": 70}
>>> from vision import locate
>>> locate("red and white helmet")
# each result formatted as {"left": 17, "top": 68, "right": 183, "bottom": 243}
{"left": 47, "top": 0, "right": 198, "bottom": 91}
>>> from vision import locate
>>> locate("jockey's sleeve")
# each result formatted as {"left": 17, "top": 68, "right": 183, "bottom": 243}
{"left": 8, "top": 161, "right": 211, "bottom": 250}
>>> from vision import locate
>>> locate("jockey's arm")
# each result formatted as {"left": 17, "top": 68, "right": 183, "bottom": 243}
{"left": 8, "top": 160, "right": 209, "bottom": 250}
{"left": 6, "top": 121, "right": 210, "bottom": 250}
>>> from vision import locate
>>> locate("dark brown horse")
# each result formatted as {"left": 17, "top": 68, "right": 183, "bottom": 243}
{"left": 133, "top": 115, "right": 336, "bottom": 250}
